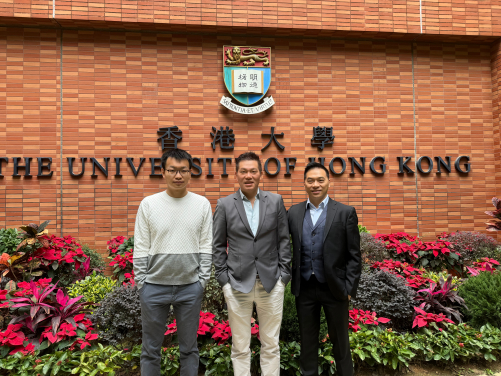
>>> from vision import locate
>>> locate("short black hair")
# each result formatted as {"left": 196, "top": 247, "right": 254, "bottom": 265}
{"left": 235, "top": 152, "right": 262, "bottom": 172}
{"left": 304, "top": 162, "right": 329, "bottom": 180}
{"left": 161, "top": 148, "right": 193, "bottom": 170}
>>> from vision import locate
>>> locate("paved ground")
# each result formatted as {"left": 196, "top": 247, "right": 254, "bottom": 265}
{"left": 115, "top": 360, "right": 501, "bottom": 375}
{"left": 355, "top": 360, "right": 501, "bottom": 376}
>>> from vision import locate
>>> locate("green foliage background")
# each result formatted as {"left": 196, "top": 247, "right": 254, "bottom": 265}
{"left": 458, "top": 272, "right": 501, "bottom": 328}
{"left": 0, "top": 228, "right": 21, "bottom": 255}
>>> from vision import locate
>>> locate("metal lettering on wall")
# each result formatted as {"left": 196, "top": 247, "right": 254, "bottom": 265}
{"left": 0, "top": 126, "right": 472, "bottom": 178}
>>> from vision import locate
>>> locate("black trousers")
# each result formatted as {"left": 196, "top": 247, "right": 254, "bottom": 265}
{"left": 295, "top": 275, "right": 353, "bottom": 376}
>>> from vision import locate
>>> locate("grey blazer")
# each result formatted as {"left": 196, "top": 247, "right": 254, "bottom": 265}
{"left": 213, "top": 189, "right": 292, "bottom": 294}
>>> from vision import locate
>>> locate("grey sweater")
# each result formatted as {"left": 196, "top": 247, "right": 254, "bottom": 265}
{"left": 133, "top": 191, "right": 213, "bottom": 290}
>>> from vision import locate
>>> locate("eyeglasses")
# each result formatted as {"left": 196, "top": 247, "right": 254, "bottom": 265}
{"left": 165, "top": 169, "right": 191, "bottom": 176}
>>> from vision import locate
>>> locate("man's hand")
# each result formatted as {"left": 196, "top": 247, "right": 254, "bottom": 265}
{"left": 348, "top": 295, "right": 351, "bottom": 300}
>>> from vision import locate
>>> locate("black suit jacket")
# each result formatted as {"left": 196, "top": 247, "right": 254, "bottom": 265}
{"left": 287, "top": 198, "right": 362, "bottom": 300}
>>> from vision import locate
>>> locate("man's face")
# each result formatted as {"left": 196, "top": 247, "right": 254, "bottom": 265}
{"left": 162, "top": 157, "right": 191, "bottom": 193}
{"left": 304, "top": 167, "right": 330, "bottom": 201}
{"left": 236, "top": 160, "right": 261, "bottom": 196}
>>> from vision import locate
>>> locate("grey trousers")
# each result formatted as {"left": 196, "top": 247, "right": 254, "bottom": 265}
{"left": 139, "top": 281, "right": 203, "bottom": 376}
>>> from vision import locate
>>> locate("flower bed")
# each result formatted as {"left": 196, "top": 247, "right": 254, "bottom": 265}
{"left": 1, "top": 225, "right": 501, "bottom": 375}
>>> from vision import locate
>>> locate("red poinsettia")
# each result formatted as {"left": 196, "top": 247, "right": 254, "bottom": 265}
{"left": 0, "top": 324, "right": 25, "bottom": 347}
{"left": 348, "top": 309, "right": 391, "bottom": 332}
{"left": 466, "top": 258, "right": 500, "bottom": 276}
{"left": 0, "top": 289, "right": 8, "bottom": 308}
{"left": 107, "top": 236, "right": 127, "bottom": 254}
{"left": 374, "top": 233, "right": 421, "bottom": 262}
{"left": 109, "top": 251, "right": 134, "bottom": 283}
{"left": 412, "top": 307, "right": 454, "bottom": 328}
{"left": 371, "top": 260, "right": 433, "bottom": 289}
{"left": 211, "top": 321, "right": 232, "bottom": 345}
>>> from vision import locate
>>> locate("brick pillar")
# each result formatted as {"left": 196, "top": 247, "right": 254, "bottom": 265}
{"left": 491, "top": 39, "right": 501, "bottom": 231}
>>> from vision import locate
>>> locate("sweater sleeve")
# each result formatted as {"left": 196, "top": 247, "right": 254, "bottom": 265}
{"left": 133, "top": 200, "right": 150, "bottom": 290}
{"left": 198, "top": 201, "right": 213, "bottom": 288}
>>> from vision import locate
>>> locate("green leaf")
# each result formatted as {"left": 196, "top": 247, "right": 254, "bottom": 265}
{"left": 43, "top": 361, "right": 53, "bottom": 375}
{"left": 51, "top": 364, "right": 60, "bottom": 375}
{"left": 421, "top": 258, "right": 429, "bottom": 266}
{"left": 0, "top": 346, "right": 9, "bottom": 358}
{"left": 38, "top": 220, "right": 51, "bottom": 233}
{"left": 391, "top": 357, "right": 398, "bottom": 370}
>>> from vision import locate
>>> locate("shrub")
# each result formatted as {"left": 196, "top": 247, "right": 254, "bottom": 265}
{"left": 0, "top": 224, "right": 90, "bottom": 288}
{"left": 1, "top": 324, "right": 501, "bottom": 375}
{"left": 81, "top": 245, "right": 107, "bottom": 273}
{"left": 68, "top": 271, "right": 116, "bottom": 308}
{"left": 92, "top": 284, "right": 142, "bottom": 347}
{"left": 279, "top": 283, "right": 328, "bottom": 342}
{"left": 280, "top": 283, "right": 301, "bottom": 342}
{"left": 360, "top": 233, "right": 389, "bottom": 267}
{"left": 351, "top": 270, "right": 416, "bottom": 330}
{"left": 201, "top": 266, "right": 227, "bottom": 321}
{"left": 358, "top": 225, "right": 369, "bottom": 234}
{"left": 0, "top": 229, "right": 21, "bottom": 256}
{"left": 440, "top": 231, "right": 500, "bottom": 262}
{"left": 458, "top": 272, "right": 501, "bottom": 328}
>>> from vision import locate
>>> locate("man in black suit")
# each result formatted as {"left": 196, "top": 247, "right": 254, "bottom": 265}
{"left": 287, "top": 162, "right": 361, "bottom": 376}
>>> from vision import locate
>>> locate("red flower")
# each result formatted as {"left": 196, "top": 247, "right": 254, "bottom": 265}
{"left": 9, "top": 342, "right": 35, "bottom": 356}
{"left": 165, "top": 321, "right": 177, "bottom": 335}
{"left": 412, "top": 307, "right": 454, "bottom": 328}
{"left": 211, "top": 321, "right": 232, "bottom": 344}
{"left": 85, "top": 331, "right": 98, "bottom": 341}
{"left": 0, "top": 324, "right": 25, "bottom": 347}
{"left": 459, "top": 343, "right": 464, "bottom": 348}
{"left": 348, "top": 309, "right": 391, "bottom": 332}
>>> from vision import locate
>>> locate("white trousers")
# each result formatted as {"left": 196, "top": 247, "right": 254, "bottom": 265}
{"left": 223, "top": 278, "right": 285, "bottom": 376}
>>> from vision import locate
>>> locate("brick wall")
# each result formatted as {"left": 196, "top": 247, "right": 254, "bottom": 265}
{"left": 491, "top": 40, "right": 501, "bottom": 217}
{"left": 1, "top": 26, "right": 499, "bottom": 254}
{"left": 2, "top": 0, "right": 501, "bottom": 37}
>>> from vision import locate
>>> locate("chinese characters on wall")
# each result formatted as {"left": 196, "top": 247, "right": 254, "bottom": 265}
{"left": 157, "top": 126, "right": 335, "bottom": 151}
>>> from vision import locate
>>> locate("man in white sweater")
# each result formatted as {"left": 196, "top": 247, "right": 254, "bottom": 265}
{"left": 133, "top": 148, "right": 213, "bottom": 376}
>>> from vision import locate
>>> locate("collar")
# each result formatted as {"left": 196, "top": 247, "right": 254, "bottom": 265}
{"left": 306, "top": 195, "right": 329, "bottom": 210}
{"left": 241, "top": 188, "right": 260, "bottom": 202}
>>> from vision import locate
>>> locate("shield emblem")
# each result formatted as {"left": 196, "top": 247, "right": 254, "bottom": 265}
{"left": 223, "top": 46, "right": 271, "bottom": 107}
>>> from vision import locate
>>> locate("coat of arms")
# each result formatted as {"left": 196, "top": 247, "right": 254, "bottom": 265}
{"left": 220, "top": 46, "right": 274, "bottom": 114}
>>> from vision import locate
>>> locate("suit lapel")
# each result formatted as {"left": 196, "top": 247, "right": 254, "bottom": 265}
{"left": 298, "top": 201, "right": 307, "bottom": 244}
{"left": 233, "top": 190, "right": 254, "bottom": 237}
{"left": 254, "top": 190, "right": 268, "bottom": 238}
{"left": 323, "top": 198, "right": 338, "bottom": 244}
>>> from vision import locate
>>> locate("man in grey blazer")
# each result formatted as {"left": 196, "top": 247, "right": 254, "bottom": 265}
{"left": 213, "top": 151, "right": 291, "bottom": 376}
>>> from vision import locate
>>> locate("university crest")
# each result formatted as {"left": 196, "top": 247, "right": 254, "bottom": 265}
{"left": 220, "top": 46, "right": 275, "bottom": 114}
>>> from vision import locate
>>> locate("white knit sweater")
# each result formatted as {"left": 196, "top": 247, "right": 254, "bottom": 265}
{"left": 133, "top": 191, "right": 213, "bottom": 289}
